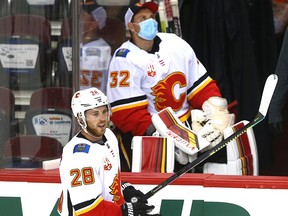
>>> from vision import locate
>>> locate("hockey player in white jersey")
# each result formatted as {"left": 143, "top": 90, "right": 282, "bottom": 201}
{"left": 58, "top": 87, "right": 160, "bottom": 216}
{"left": 106, "top": 0, "right": 234, "bottom": 171}
{"left": 79, "top": 1, "right": 111, "bottom": 94}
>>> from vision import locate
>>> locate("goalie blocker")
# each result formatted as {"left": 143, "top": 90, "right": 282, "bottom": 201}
{"left": 152, "top": 106, "right": 210, "bottom": 156}
{"left": 152, "top": 96, "right": 234, "bottom": 165}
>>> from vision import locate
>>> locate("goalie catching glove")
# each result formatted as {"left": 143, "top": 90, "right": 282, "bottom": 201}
{"left": 191, "top": 97, "right": 235, "bottom": 151}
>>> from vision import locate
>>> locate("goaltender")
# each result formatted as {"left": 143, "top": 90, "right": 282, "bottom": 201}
{"left": 106, "top": 0, "right": 234, "bottom": 170}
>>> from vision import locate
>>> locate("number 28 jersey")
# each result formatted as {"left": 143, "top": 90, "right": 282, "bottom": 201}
{"left": 58, "top": 128, "right": 124, "bottom": 216}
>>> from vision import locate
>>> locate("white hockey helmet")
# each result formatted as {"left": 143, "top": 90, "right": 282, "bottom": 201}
{"left": 71, "top": 87, "right": 111, "bottom": 129}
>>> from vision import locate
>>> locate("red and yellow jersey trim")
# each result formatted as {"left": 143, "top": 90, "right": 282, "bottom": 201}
{"left": 111, "top": 100, "right": 148, "bottom": 113}
{"left": 76, "top": 196, "right": 103, "bottom": 215}
{"left": 188, "top": 76, "right": 213, "bottom": 101}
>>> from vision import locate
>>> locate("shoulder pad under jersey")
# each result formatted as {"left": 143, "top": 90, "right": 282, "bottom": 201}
{"left": 73, "top": 143, "right": 90, "bottom": 154}
{"left": 115, "top": 48, "right": 130, "bottom": 57}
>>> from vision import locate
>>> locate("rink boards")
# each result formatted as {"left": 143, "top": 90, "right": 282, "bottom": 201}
{"left": 0, "top": 170, "right": 287, "bottom": 215}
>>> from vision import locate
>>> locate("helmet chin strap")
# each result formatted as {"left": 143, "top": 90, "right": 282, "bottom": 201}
{"left": 77, "top": 117, "right": 103, "bottom": 141}
{"left": 83, "top": 127, "right": 102, "bottom": 141}
{"left": 77, "top": 113, "right": 111, "bottom": 142}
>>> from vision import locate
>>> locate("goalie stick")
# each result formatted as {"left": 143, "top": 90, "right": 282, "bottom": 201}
{"left": 139, "top": 74, "right": 278, "bottom": 202}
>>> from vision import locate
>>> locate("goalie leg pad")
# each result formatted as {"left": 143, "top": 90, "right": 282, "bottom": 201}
{"left": 174, "top": 147, "right": 189, "bottom": 165}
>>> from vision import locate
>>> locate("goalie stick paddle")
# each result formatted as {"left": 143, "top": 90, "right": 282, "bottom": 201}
{"left": 139, "top": 74, "right": 278, "bottom": 202}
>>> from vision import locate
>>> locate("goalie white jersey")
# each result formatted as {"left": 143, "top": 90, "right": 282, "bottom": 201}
{"left": 58, "top": 128, "right": 124, "bottom": 216}
{"left": 107, "top": 32, "right": 221, "bottom": 136}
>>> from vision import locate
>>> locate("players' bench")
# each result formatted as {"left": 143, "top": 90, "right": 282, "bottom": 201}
{"left": 131, "top": 107, "right": 258, "bottom": 175}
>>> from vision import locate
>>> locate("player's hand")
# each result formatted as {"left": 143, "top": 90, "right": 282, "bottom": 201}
{"left": 122, "top": 182, "right": 146, "bottom": 203}
{"left": 197, "top": 123, "right": 223, "bottom": 147}
{"left": 191, "top": 97, "right": 235, "bottom": 151}
{"left": 191, "top": 109, "right": 223, "bottom": 148}
{"left": 121, "top": 202, "right": 160, "bottom": 216}
{"left": 191, "top": 109, "right": 208, "bottom": 132}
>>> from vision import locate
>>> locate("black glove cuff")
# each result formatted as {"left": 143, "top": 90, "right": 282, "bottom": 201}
{"left": 121, "top": 202, "right": 134, "bottom": 215}
{"left": 121, "top": 182, "right": 134, "bottom": 191}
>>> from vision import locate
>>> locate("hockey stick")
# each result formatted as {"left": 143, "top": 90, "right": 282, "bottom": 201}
{"left": 140, "top": 74, "right": 278, "bottom": 202}
{"left": 163, "top": 0, "right": 182, "bottom": 37}
{"left": 163, "top": 0, "right": 174, "bottom": 33}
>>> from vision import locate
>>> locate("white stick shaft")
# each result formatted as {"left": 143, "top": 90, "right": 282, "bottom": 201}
{"left": 259, "top": 74, "right": 278, "bottom": 116}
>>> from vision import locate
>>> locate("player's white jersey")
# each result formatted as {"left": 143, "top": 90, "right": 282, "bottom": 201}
{"left": 58, "top": 128, "right": 124, "bottom": 215}
{"left": 80, "top": 38, "right": 111, "bottom": 94}
{"left": 107, "top": 32, "right": 210, "bottom": 120}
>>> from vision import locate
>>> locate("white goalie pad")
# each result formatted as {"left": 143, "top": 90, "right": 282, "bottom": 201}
{"left": 152, "top": 107, "right": 210, "bottom": 155}
{"left": 203, "top": 120, "right": 259, "bottom": 175}
{"left": 131, "top": 136, "right": 174, "bottom": 173}
{"left": 203, "top": 158, "right": 243, "bottom": 175}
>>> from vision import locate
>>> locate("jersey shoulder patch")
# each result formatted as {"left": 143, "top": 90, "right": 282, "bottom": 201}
{"left": 115, "top": 48, "right": 130, "bottom": 57}
{"left": 73, "top": 143, "right": 90, "bottom": 154}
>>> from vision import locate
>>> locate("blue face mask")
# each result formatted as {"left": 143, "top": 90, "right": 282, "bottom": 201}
{"left": 137, "top": 18, "right": 158, "bottom": 40}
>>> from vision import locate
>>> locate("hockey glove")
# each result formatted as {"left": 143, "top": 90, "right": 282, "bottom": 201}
{"left": 121, "top": 202, "right": 160, "bottom": 216}
{"left": 191, "top": 109, "right": 209, "bottom": 132}
{"left": 192, "top": 97, "right": 235, "bottom": 151}
{"left": 122, "top": 182, "right": 145, "bottom": 203}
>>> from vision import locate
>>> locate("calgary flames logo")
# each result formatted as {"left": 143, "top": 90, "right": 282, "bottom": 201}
{"left": 151, "top": 72, "right": 187, "bottom": 112}
{"left": 109, "top": 170, "right": 124, "bottom": 204}
{"left": 74, "top": 92, "right": 80, "bottom": 98}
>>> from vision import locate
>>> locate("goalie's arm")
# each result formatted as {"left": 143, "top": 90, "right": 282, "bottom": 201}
{"left": 110, "top": 104, "right": 152, "bottom": 136}
{"left": 188, "top": 76, "right": 222, "bottom": 110}
{"left": 191, "top": 97, "right": 235, "bottom": 150}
